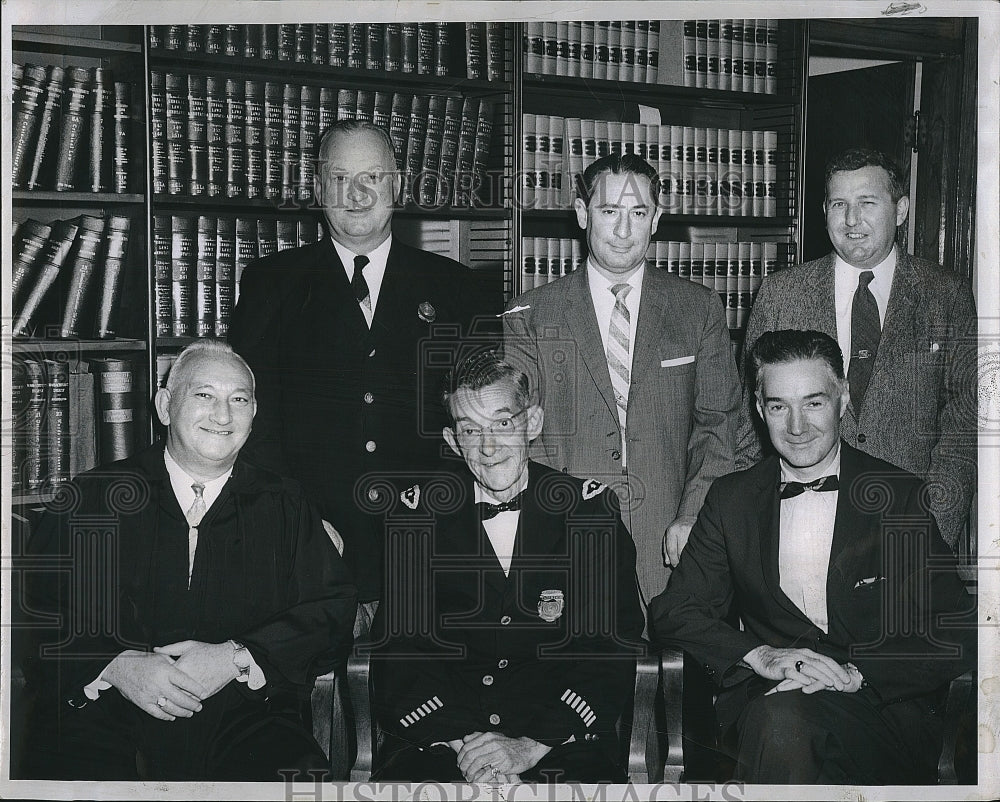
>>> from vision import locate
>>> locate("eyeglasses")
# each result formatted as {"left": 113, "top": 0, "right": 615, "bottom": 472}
{"left": 455, "top": 408, "right": 529, "bottom": 439}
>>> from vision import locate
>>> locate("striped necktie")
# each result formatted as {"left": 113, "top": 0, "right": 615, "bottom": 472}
{"left": 849, "top": 270, "right": 880, "bottom": 411}
{"left": 607, "top": 283, "right": 632, "bottom": 432}
{"left": 185, "top": 483, "right": 206, "bottom": 587}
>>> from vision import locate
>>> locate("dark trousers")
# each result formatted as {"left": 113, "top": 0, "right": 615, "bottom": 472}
{"left": 23, "top": 684, "right": 329, "bottom": 781}
{"left": 730, "top": 685, "right": 942, "bottom": 784}
{"left": 372, "top": 737, "right": 627, "bottom": 783}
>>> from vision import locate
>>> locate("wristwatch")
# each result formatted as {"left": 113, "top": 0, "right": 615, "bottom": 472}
{"left": 230, "top": 640, "right": 252, "bottom": 680}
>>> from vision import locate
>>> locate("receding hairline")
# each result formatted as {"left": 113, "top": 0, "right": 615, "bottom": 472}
{"left": 167, "top": 351, "right": 255, "bottom": 396}
{"left": 318, "top": 126, "right": 397, "bottom": 167}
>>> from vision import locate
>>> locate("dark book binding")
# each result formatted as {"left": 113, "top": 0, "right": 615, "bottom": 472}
{"left": 366, "top": 23, "right": 385, "bottom": 71}
{"left": 401, "top": 23, "right": 417, "bottom": 73}
{"left": 405, "top": 95, "right": 429, "bottom": 205}
{"left": 59, "top": 215, "right": 107, "bottom": 338}
{"left": 347, "top": 23, "right": 366, "bottom": 69}
{"left": 14, "top": 218, "right": 80, "bottom": 337}
{"left": 276, "top": 218, "right": 297, "bottom": 253}
{"left": 206, "top": 76, "right": 226, "bottom": 196}
{"left": 87, "top": 67, "right": 112, "bottom": 192}
{"left": 26, "top": 65, "right": 65, "bottom": 191}
{"left": 43, "top": 359, "right": 71, "bottom": 487}
{"left": 11, "top": 64, "right": 47, "bottom": 189}
{"left": 263, "top": 82, "right": 283, "bottom": 199}
{"left": 244, "top": 79, "right": 265, "bottom": 200}
{"left": 416, "top": 23, "right": 434, "bottom": 75}
{"left": 171, "top": 215, "right": 196, "bottom": 336}
{"left": 149, "top": 70, "right": 167, "bottom": 194}
{"left": 215, "top": 216, "right": 236, "bottom": 336}
{"left": 153, "top": 215, "right": 172, "bottom": 336}
{"left": 113, "top": 81, "right": 132, "bottom": 193}
{"left": 328, "top": 23, "right": 348, "bottom": 67}
{"left": 420, "top": 94, "right": 447, "bottom": 207}
{"left": 298, "top": 84, "right": 320, "bottom": 201}
{"left": 453, "top": 97, "right": 479, "bottom": 207}
{"left": 22, "top": 360, "right": 48, "bottom": 492}
{"left": 95, "top": 215, "right": 132, "bottom": 338}
{"left": 433, "top": 22, "right": 451, "bottom": 77}
{"left": 165, "top": 72, "right": 188, "bottom": 195}
{"left": 91, "top": 358, "right": 136, "bottom": 463}
{"left": 388, "top": 92, "right": 411, "bottom": 171}
{"left": 186, "top": 73, "right": 208, "bottom": 195}
{"left": 54, "top": 66, "right": 92, "bottom": 192}
{"left": 225, "top": 79, "right": 247, "bottom": 198}
{"left": 257, "top": 218, "right": 277, "bottom": 258}
{"left": 12, "top": 219, "right": 53, "bottom": 311}
{"left": 196, "top": 215, "right": 217, "bottom": 337}
{"left": 384, "top": 23, "right": 402, "bottom": 71}
{"left": 281, "top": 83, "right": 301, "bottom": 201}
{"left": 466, "top": 22, "right": 484, "bottom": 80}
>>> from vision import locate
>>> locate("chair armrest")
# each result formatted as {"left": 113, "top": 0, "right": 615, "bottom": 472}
{"left": 347, "top": 650, "right": 377, "bottom": 782}
{"left": 627, "top": 653, "right": 661, "bottom": 783}
{"left": 660, "top": 646, "right": 685, "bottom": 783}
{"left": 310, "top": 668, "right": 338, "bottom": 768}
{"left": 938, "top": 669, "right": 975, "bottom": 784}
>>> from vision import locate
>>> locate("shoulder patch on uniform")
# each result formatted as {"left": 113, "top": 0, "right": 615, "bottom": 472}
{"left": 582, "top": 479, "right": 607, "bottom": 500}
{"left": 401, "top": 485, "right": 420, "bottom": 510}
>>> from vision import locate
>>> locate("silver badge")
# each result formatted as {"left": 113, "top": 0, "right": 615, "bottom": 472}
{"left": 418, "top": 301, "right": 436, "bottom": 323}
{"left": 538, "top": 589, "right": 565, "bottom": 622}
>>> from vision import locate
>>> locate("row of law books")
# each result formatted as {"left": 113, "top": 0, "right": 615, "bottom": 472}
{"left": 155, "top": 213, "right": 323, "bottom": 338}
{"left": 12, "top": 215, "right": 132, "bottom": 339}
{"left": 152, "top": 70, "right": 495, "bottom": 208}
{"left": 522, "top": 237, "right": 786, "bottom": 328}
{"left": 522, "top": 113, "right": 778, "bottom": 217}
{"left": 149, "top": 22, "right": 505, "bottom": 82}
{"left": 12, "top": 63, "right": 134, "bottom": 192}
{"left": 524, "top": 19, "right": 780, "bottom": 94}
{"left": 11, "top": 356, "right": 142, "bottom": 493}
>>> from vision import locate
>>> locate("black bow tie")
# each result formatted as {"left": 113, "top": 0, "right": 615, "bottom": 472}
{"left": 476, "top": 493, "right": 524, "bottom": 520}
{"left": 778, "top": 475, "right": 839, "bottom": 500}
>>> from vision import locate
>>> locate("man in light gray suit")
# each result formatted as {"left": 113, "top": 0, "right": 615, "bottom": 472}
{"left": 503, "top": 153, "right": 741, "bottom": 605}
{"left": 737, "top": 147, "right": 977, "bottom": 550}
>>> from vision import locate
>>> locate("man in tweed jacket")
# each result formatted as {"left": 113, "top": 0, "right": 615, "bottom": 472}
{"left": 736, "top": 148, "right": 977, "bottom": 550}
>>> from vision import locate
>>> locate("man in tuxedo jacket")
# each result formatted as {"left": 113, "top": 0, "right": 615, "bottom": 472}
{"left": 737, "top": 147, "right": 977, "bottom": 551}
{"left": 229, "top": 121, "right": 496, "bottom": 607}
{"left": 369, "top": 350, "right": 645, "bottom": 783}
{"left": 503, "top": 153, "right": 741, "bottom": 606}
{"left": 652, "top": 329, "right": 975, "bottom": 784}
{"left": 19, "top": 341, "right": 356, "bottom": 780}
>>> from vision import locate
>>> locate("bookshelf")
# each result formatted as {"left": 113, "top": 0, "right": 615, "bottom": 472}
{"left": 513, "top": 19, "right": 807, "bottom": 333}
{"left": 10, "top": 18, "right": 811, "bottom": 501}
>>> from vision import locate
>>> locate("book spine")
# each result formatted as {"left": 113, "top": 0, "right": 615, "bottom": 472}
{"left": 294, "top": 23, "right": 311, "bottom": 64}
{"left": 185, "top": 25, "right": 203, "bottom": 53}
{"left": 164, "top": 25, "right": 182, "bottom": 51}
{"left": 241, "top": 25, "right": 260, "bottom": 59}
{"left": 471, "top": 99, "right": 494, "bottom": 207}
{"left": 373, "top": 90, "right": 392, "bottom": 133}
{"left": 366, "top": 23, "right": 385, "bottom": 71}
{"left": 401, "top": 23, "right": 417, "bottom": 73}
{"left": 417, "top": 23, "right": 434, "bottom": 75}
{"left": 281, "top": 83, "right": 301, "bottom": 201}
{"left": 299, "top": 84, "right": 320, "bottom": 201}
{"left": 245, "top": 79, "right": 265, "bottom": 200}
{"left": 59, "top": 215, "right": 107, "bottom": 338}
{"left": 312, "top": 24, "right": 328, "bottom": 65}
{"left": 225, "top": 79, "right": 247, "bottom": 198}
{"left": 113, "top": 82, "right": 131, "bottom": 193}
{"left": 205, "top": 25, "right": 224, "bottom": 55}
{"left": 276, "top": 218, "right": 297, "bottom": 252}
{"left": 205, "top": 76, "right": 226, "bottom": 197}
{"left": 12, "top": 220, "right": 53, "bottom": 312}
{"left": 486, "top": 21, "right": 504, "bottom": 81}
{"left": 95, "top": 215, "right": 131, "bottom": 338}
{"left": 12, "top": 64, "right": 48, "bottom": 188}
{"left": 405, "top": 95, "right": 429, "bottom": 205}
{"left": 347, "top": 23, "right": 366, "bottom": 69}
{"left": 195, "top": 215, "right": 217, "bottom": 337}
{"left": 43, "top": 359, "right": 71, "bottom": 486}
{"left": 420, "top": 94, "right": 446, "bottom": 207}
{"left": 277, "top": 24, "right": 295, "bottom": 61}
{"left": 355, "top": 90, "right": 375, "bottom": 123}
{"left": 26, "top": 65, "right": 65, "bottom": 191}
{"left": 54, "top": 67, "right": 92, "bottom": 192}
{"left": 88, "top": 67, "right": 112, "bottom": 192}
{"left": 69, "top": 365, "right": 98, "bottom": 478}
{"left": 22, "top": 360, "right": 47, "bottom": 492}
{"left": 150, "top": 70, "right": 167, "bottom": 194}
{"left": 257, "top": 218, "right": 277, "bottom": 258}
{"left": 438, "top": 96, "right": 462, "bottom": 206}
{"left": 171, "top": 215, "right": 196, "bottom": 336}
{"left": 261, "top": 25, "right": 278, "bottom": 61}
{"left": 165, "top": 72, "right": 188, "bottom": 195}
{"left": 388, "top": 92, "right": 411, "bottom": 172}
{"left": 466, "top": 22, "right": 484, "bottom": 80}
{"left": 384, "top": 23, "right": 401, "bottom": 71}
{"left": 337, "top": 88, "right": 357, "bottom": 122}
{"left": 224, "top": 24, "right": 243, "bottom": 58}
{"left": 555, "top": 22, "right": 569, "bottom": 78}
{"left": 434, "top": 23, "right": 451, "bottom": 76}
{"left": 453, "top": 96, "right": 479, "bottom": 207}
{"left": 186, "top": 74, "right": 208, "bottom": 195}
{"left": 263, "top": 82, "right": 283, "bottom": 200}
{"left": 12, "top": 359, "right": 27, "bottom": 493}
{"left": 215, "top": 217, "right": 236, "bottom": 336}
{"left": 329, "top": 23, "right": 348, "bottom": 67}
{"left": 92, "top": 359, "right": 135, "bottom": 463}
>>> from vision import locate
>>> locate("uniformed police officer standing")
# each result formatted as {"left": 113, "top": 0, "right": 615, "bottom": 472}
{"left": 229, "top": 121, "right": 496, "bottom": 613}
{"left": 369, "top": 350, "right": 644, "bottom": 783}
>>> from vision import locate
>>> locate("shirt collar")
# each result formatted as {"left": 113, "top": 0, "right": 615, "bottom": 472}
{"left": 780, "top": 441, "right": 842, "bottom": 485}
{"left": 834, "top": 244, "right": 896, "bottom": 287}
{"left": 586, "top": 258, "right": 645, "bottom": 292}
{"left": 330, "top": 233, "right": 392, "bottom": 273}
{"left": 474, "top": 471, "right": 529, "bottom": 506}
{"left": 163, "top": 447, "right": 233, "bottom": 496}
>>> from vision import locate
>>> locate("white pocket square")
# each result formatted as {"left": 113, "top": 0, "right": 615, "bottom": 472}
{"left": 660, "top": 355, "right": 695, "bottom": 367}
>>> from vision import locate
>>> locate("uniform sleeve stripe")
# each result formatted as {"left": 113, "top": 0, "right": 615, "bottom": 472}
{"left": 400, "top": 717, "right": 410, "bottom": 727}
{"left": 561, "top": 689, "right": 572, "bottom": 702}
{"left": 419, "top": 703, "right": 431, "bottom": 716}
{"left": 585, "top": 712, "right": 596, "bottom": 727}
{"left": 432, "top": 696, "right": 443, "bottom": 707}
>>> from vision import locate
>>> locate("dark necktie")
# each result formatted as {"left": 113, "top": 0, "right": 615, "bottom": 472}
{"left": 476, "top": 492, "right": 524, "bottom": 520}
{"left": 351, "top": 254, "right": 371, "bottom": 312}
{"left": 849, "top": 270, "right": 880, "bottom": 410}
{"left": 778, "top": 474, "right": 839, "bottom": 500}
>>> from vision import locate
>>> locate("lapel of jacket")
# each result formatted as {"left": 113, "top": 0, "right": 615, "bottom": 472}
{"left": 562, "top": 267, "right": 619, "bottom": 423}
{"left": 805, "top": 254, "right": 839, "bottom": 339}
{"left": 870, "top": 249, "right": 920, "bottom": 384}
{"left": 629, "top": 268, "right": 669, "bottom": 388}
{"left": 369, "top": 240, "right": 411, "bottom": 345}
{"left": 826, "top": 443, "right": 873, "bottom": 589}
{"left": 305, "top": 238, "right": 370, "bottom": 332}
{"left": 755, "top": 455, "right": 825, "bottom": 628}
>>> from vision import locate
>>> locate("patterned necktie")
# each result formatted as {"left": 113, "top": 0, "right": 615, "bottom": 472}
{"left": 849, "top": 270, "right": 880, "bottom": 411}
{"left": 607, "top": 283, "right": 632, "bottom": 431}
{"left": 185, "top": 483, "right": 206, "bottom": 588}
{"left": 476, "top": 492, "right": 524, "bottom": 520}
{"left": 351, "top": 254, "right": 372, "bottom": 315}
{"left": 778, "top": 474, "right": 839, "bottom": 500}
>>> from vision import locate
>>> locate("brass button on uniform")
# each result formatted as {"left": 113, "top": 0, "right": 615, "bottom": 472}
{"left": 498, "top": 659, "right": 508, "bottom": 669}
{"left": 364, "top": 392, "right": 374, "bottom": 404}
{"left": 482, "top": 675, "right": 494, "bottom": 686}
{"left": 365, "top": 440, "right": 377, "bottom": 453}
{"left": 489, "top": 714, "right": 501, "bottom": 726}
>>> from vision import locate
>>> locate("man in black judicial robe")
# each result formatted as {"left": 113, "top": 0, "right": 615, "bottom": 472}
{"left": 19, "top": 341, "right": 356, "bottom": 781}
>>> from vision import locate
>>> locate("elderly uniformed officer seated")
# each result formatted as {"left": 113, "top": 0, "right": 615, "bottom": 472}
{"left": 368, "top": 349, "right": 645, "bottom": 783}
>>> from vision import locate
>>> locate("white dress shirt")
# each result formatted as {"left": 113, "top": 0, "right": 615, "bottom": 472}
{"left": 331, "top": 234, "right": 392, "bottom": 327}
{"left": 476, "top": 474, "right": 528, "bottom": 577}
{"left": 834, "top": 246, "right": 896, "bottom": 365}
{"left": 778, "top": 444, "right": 842, "bottom": 633}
